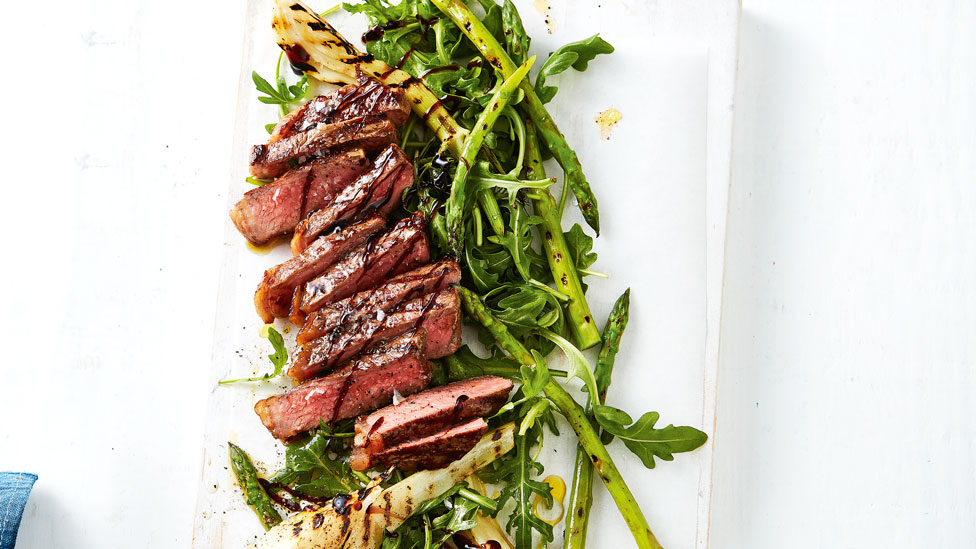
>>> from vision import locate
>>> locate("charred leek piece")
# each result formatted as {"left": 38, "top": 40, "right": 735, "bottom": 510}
{"left": 446, "top": 56, "right": 535, "bottom": 254}
{"left": 270, "top": 0, "right": 466, "bottom": 156}
{"left": 430, "top": 0, "right": 602, "bottom": 234}
{"left": 254, "top": 424, "right": 515, "bottom": 549}
{"left": 455, "top": 287, "right": 663, "bottom": 549}
{"left": 524, "top": 119, "right": 602, "bottom": 350}
{"left": 228, "top": 442, "right": 282, "bottom": 531}
{"left": 565, "top": 289, "right": 630, "bottom": 549}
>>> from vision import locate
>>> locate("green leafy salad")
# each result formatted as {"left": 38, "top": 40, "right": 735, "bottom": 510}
{"left": 226, "top": 1, "right": 708, "bottom": 548}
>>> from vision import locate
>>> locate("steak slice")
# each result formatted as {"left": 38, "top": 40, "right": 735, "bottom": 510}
{"left": 290, "top": 144, "right": 414, "bottom": 254}
{"left": 297, "top": 259, "right": 462, "bottom": 344}
{"left": 288, "top": 288, "right": 461, "bottom": 382}
{"left": 254, "top": 330, "right": 432, "bottom": 440}
{"left": 249, "top": 115, "right": 397, "bottom": 179}
{"left": 350, "top": 418, "right": 487, "bottom": 471}
{"left": 254, "top": 215, "right": 387, "bottom": 323}
{"left": 354, "top": 375, "right": 513, "bottom": 453}
{"left": 230, "top": 149, "right": 370, "bottom": 245}
{"left": 299, "top": 212, "right": 430, "bottom": 314}
{"left": 270, "top": 73, "right": 410, "bottom": 143}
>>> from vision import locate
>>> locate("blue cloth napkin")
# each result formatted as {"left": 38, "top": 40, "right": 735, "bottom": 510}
{"left": 0, "top": 473, "right": 37, "bottom": 549}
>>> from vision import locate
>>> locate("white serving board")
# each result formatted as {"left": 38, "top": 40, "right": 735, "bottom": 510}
{"left": 193, "top": 1, "right": 739, "bottom": 547}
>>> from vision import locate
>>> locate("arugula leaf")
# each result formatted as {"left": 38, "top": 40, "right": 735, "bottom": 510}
{"left": 445, "top": 345, "right": 522, "bottom": 381}
{"left": 534, "top": 34, "right": 614, "bottom": 104}
{"left": 519, "top": 350, "right": 550, "bottom": 399}
{"left": 564, "top": 223, "right": 599, "bottom": 272}
{"left": 536, "top": 330, "right": 600, "bottom": 401}
{"left": 252, "top": 70, "right": 308, "bottom": 107}
{"left": 593, "top": 406, "right": 708, "bottom": 469}
{"left": 219, "top": 327, "right": 288, "bottom": 383}
{"left": 488, "top": 204, "right": 543, "bottom": 282}
{"left": 270, "top": 422, "right": 361, "bottom": 497}
{"left": 479, "top": 425, "right": 554, "bottom": 546}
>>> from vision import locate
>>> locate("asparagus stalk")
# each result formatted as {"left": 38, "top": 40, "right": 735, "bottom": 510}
{"left": 430, "top": 0, "right": 602, "bottom": 234}
{"left": 565, "top": 289, "right": 631, "bottom": 549}
{"left": 454, "top": 286, "right": 663, "bottom": 549}
{"left": 524, "top": 119, "right": 602, "bottom": 350}
{"left": 228, "top": 442, "right": 282, "bottom": 531}
{"left": 446, "top": 56, "right": 536, "bottom": 253}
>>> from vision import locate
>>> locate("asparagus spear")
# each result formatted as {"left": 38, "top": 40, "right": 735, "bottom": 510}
{"left": 430, "top": 0, "right": 602, "bottom": 234}
{"left": 228, "top": 442, "right": 282, "bottom": 531}
{"left": 524, "top": 119, "right": 602, "bottom": 350}
{"left": 446, "top": 56, "right": 536, "bottom": 254}
{"left": 454, "top": 286, "right": 663, "bottom": 549}
{"left": 565, "top": 289, "right": 631, "bottom": 549}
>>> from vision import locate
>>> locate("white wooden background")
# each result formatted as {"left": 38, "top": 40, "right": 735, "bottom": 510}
{"left": 0, "top": 0, "right": 973, "bottom": 548}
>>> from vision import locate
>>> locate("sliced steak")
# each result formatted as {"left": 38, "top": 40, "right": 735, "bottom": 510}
{"left": 290, "top": 144, "right": 414, "bottom": 253}
{"left": 253, "top": 215, "right": 387, "bottom": 323}
{"left": 230, "top": 149, "right": 370, "bottom": 245}
{"left": 254, "top": 330, "right": 432, "bottom": 440}
{"left": 270, "top": 73, "right": 410, "bottom": 143}
{"left": 350, "top": 418, "right": 487, "bottom": 471}
{"left": 297, "top": 259, "right": 462, "bottom": 344}
{"left": 288, "top": 288, "right": 460, "bottom": 382}
{"left": 249, "top": 115, "right": 397, "bottom": 179}
{"left": 299, "top": 212, "right": 430, "bottom": 313}
{"left": 354, "top": 376, "right": 513, "bottom": 453}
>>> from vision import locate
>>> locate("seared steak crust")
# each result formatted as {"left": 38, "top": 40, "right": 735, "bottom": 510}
{"left": 254, "top": 330, "right": 432, "bottom": 440}
{"left": 350, "top": 418, "right": 488, "bottom": 471}
{"left": 249, "top": 115, "right": 396, "bottom": 180}
{"left": 297, "top": 259, "right": 461, "bottom": 344}
{"left": 354, "top": 376, "right": 514, "bottom": 453}
{"left": 299, "top": 212, "right": 430, "bottom": 314}
{"left": 270, "top": 73, "right": 410, "bottom": 143}
{"left": 230, "top": 149, "right": 369, "bottom": 245}
{"left": 288, "top": 288, "right": 460, "bottom": 382}
{"left": 291, "top": 144, "right": 414, "bottom": 254}
{"left": 253, "top": 215, "right": 387, "bottom": 323}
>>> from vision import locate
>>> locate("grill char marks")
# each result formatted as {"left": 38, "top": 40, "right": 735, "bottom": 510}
{"left": 291, "top": 144, "right": 414, "bottom": 254}
{"left": 353, "top": 376, "right": 514, "bottom": 457}
{"left": 299, "top": 212, "right": 430, "bottom": 314}
{"left": 350, "top": 418, "right": 488, "bottom": 471}
{"left": 269, "top": 71, "right": 410, "bottom": 144}
{"left": 288, "top": 287, "right": 460, "bottom": 382}
{"left": 249, "top": 115, "right": 397, "bottom": 180}
{"left": 253, "top": 215, "right": 387, "bottom": 323}
{"left": 297, "top": 259, "right": 461, "bottom": 344}
{"left": 254, "top": 330, "right": 432, "bottom": 440}
{"left": 230, "top": 149, "right": 369, "bottom": 245}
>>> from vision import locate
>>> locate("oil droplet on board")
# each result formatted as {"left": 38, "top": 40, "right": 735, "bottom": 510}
{"left": 595, "top": 108, "right": 622, "bottom": 140}
{"left": 246, "top": 241, "right": 274, "bottom": 255}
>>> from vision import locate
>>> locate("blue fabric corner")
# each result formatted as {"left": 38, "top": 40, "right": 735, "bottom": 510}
{"left": 0, "top": 473, "right": 37, "bottom": 549}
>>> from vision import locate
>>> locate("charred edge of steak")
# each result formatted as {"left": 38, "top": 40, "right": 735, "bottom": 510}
{"left": 354, "top": 375, "right": 514, "bottom": 452}
{"left": 255, "top": 330, "right": 431, "bottom": 440}
{"left": 249, "top": 115, "right": 396, "bottom": 180}
{"left": 290, "top": 144, "right": 413, "bottom": 254}
{"left": 288, "top": 287, "right": 455, "bottom": 382}
{"left": 350, "top": 418, "right": 488, "bottom": 472}
{"left": 231, "top": 149, "right": 370, "bottom": 246}
{"left": 298, "top": 211, "right": 429, "bottom": 315}
{"left": 254, "top": 215, "right": 387, "bottom": 323}
{"left": 269, "top": 73, "right": 410, "bottom": 143}
{"left": 296, "top": 258, "right": 462, "bottom": 344}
